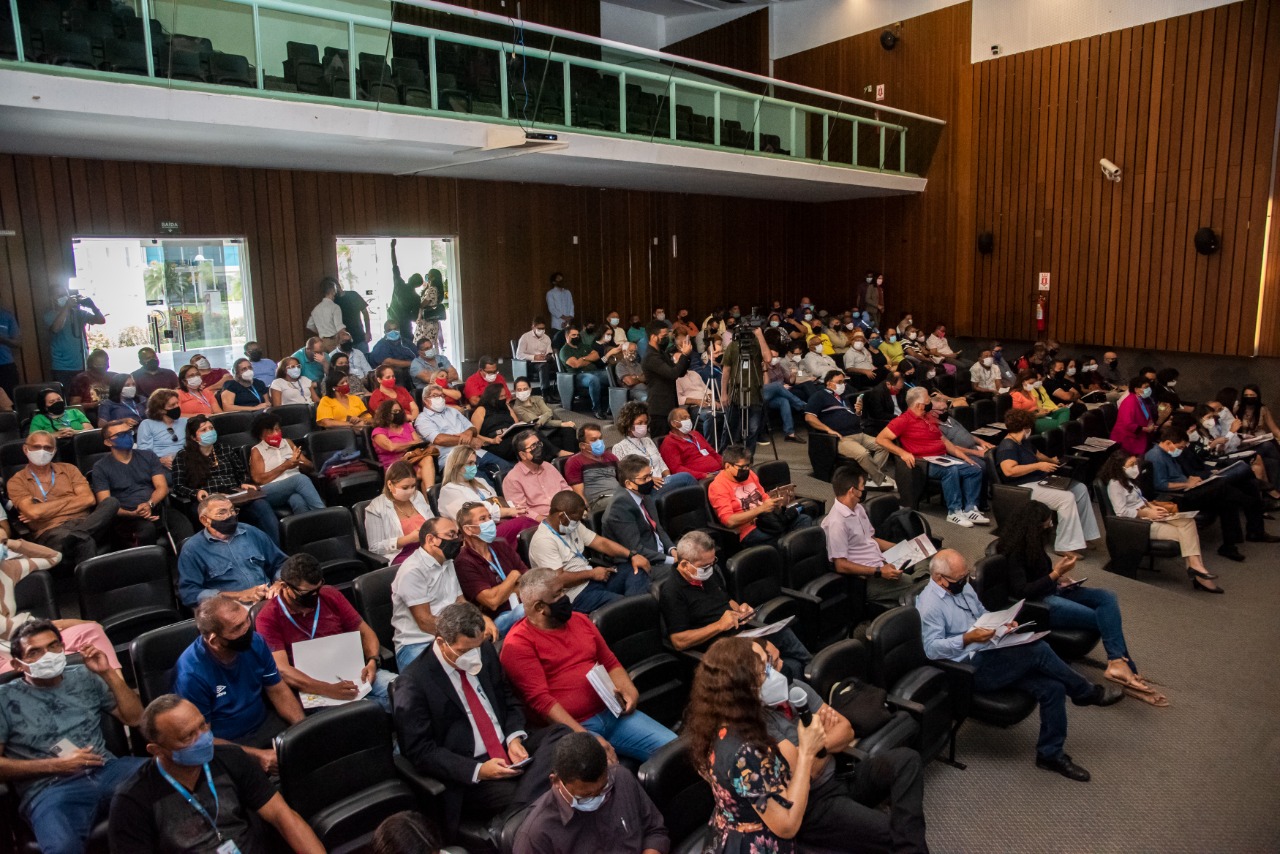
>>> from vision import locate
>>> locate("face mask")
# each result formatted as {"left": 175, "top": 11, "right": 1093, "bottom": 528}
{"left": 463, "top": 463, "right": 479, "bottom": 480}
{"left": 759, "top": 664, "right": 789, "bottom": 706}
{"left": 567, "top": 336, "right": 579, "bottom": 346}
{"left": 510, "top": 389, "right": 532, "bottom": 403}
{"left": 1032, "top": 381, "right": 1043, "bottom": 389}
{"left": 833, "top": 383, "right": 846, "bottom": 396}
{"left": 558, "top": 517, "right": 580, "bottom": 537}
{"left": 121, "top": 386, "right": 137, "bottom": 399}
{"left": 439, "top": 537, "right": 463, "bottom": 561}
{"left": 635, "top": 480, "right": 655, "bottom": 496}
{"left": 429, "top": 397, "right": 447, "bottom": 412}
{"left": 144, "top": 358, "right": 160, "bottom": 371}
{"left": 238, "top": 370, "right": 254, "bottom": 383}
{"left": 769, "top": 320, "right": 780, "bottom": 328}
{"left": 1123, "top": 464, "right": 1139, "bottom": 479}
{"left": 926, "top": 370, "right": 936, "bottom": 379}
{"left": 386, "top": 331, "right": 401, "bottom": 341}
{"left": 982, "top": 357, "right": 993, "bottom": 367}
{"left": 936, "top": 408, "right": 951, "bottom": 421}
{"left": 265, "top": 434, "right": 283, "bottom": 448}
{"left": 533, "top": 329, "right": 545, "bottom": 338}
{"left": 993, "top": 350, "right": 1003, "bottom": 359}
{"left": 733, "top": 466, "right": 750, "bottom": 483}
{"left": 248, "top": 350, "right": 263, "bottom": 362}
{"left": 689, "top": 562, "right": 715, "bottom": 582}
{"left": 286, "top": 367, "right": 302, "bottom": 380}
{"left": 525, "top": 443, "right": 545, "bottom": 464}
{"left": 25, "top": 650, "right": 66, "bottom": 680}
{"left": 422, "top": 349, "right": 438, "bottom": 359}
{"left": 546, "top": 595, "right": 573, "bottom": 624}
{"left": 48, "top": 400, "right": 66, "bottom": 416}
{"left": 632, "top": 424, "right": 649, "bottom": 438}
{"left": 609, "top": 317, "right": 620, "bottom": 326}
{"left": 1202, "top": 419, "right": 1215, "bottom": 431}
{"left": 110, "top": 433, "right": 134, "bottom": 451}
{"left": 865, "top": 276, "right": 873, "bottom": 283}
{"left": 946, "top": 576, "right": 968, "bottom": 596}
{"left": 186, "top": 376, "right": 202, "bottom": 389}
{"left": 888, "top": 335, "right": 897, "bottom": 343}
{"left": 770, "top": 356, "right": 782, "bottom": 366}
{"left": 160, "top": 405, "right": 179, "bottom": 421}
{"left": 195, "top": 358, "right": 211, "bottom": 370}
{"left": 1167, "top": 380, "right": 1177, "bottom": 389}
{"left": 1168, "top": 448, "right": 1183, "bottom": 458}
{"left": 199, "top": 429, "right": 219, "bottom": 446}
{"left": 482, "top": 372, "right": 498, "bottom": 383}
{"left": 171, "top": 729, "right": 215, "bottom": 767}
{"left": 451, "top": 645, "right": 483, "bottom": 676}
{"left": 335, "top": 383, "right": 350, "bottom": 395}
{"left": 804, "top": 313, "right": 813, "bottom": 321}
{"left": 790, "top": 354, "right": 802, "bottom": 363}
{"left": 380, "top": 377, "right": 397, "bottom": 388}
{"left": 853, "top": 341, "right": 865, "bottom": 352}
{"left": 870, "top": 338, "right": 881, "bottom": 347}
{"left": 1084, "top": 364, "right": 1097, "bottom": 372}
{"left": 677, "top": 419, "right": 693, "bottom": 434}
{"left": 224, "top": 628, "right": 255, "bottom": 652}
{"left": 338, "top": 341, "right": 353, "bottom": 353}
{"left": 391, "top": 410, "right": 406, "bottom": 426}
{"left": 1066, "top": 368, "right": 1077, "bottom": 377}
{"left": 208, "top": 515, "right": 237, "bottom": 536}
{"left": 589, "top": 439, "right": 606, "bottom": 456}
{"left": 476, "top": 519, "right": 498, "bottom": 543}
{"left": 1140, "top": 388, "right": 1152, "bottom": 399}
{"left": 292, "top": 588, "right": 320, "bottom": 609}
{"left": 655, "top": 313, "right": 666, "bottom": 321}
{"left": 1243, "top": 395, "right": 1259, "bottom": 404}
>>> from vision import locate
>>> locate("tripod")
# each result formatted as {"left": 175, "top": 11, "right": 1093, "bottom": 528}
{"left": 722, "top": 327, "right": 779, "bottom": 462}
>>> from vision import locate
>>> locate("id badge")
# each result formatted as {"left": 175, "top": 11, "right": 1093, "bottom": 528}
{"left": 698, "top": 448, "right": 708, "bottom": 456}
{"left": 217, "top": 840, "right": 242, "bottom": 854}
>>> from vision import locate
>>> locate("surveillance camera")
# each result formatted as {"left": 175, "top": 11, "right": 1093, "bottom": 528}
{"left": 1100, "top": 158, "right": 1121, "bottom": 182}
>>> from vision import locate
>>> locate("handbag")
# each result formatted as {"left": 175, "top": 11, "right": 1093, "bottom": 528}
{"left": 402, "top": 445, "right": 438, "bottom": 466}
{"left": 827, "top": 676, "right": 892, "bottom": 736}
{"left": 753, "top": 504, "right": 799, "bottom": 536}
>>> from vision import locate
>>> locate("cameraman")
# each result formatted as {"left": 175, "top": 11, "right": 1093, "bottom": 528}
{"left": 45, "top": 285, "right": 106, "bottom": 390}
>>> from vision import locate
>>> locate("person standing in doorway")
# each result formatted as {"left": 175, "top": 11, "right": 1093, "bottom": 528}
{"left": 389, "top": 239, "right": 422, "bottom": 341}
{"left": 45, "top": 284, "right": 106, "bottom": 390}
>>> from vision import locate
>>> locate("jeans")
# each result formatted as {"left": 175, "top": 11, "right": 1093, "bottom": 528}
{"left": 571, "top": 562, "right": 652, "bottom": 613}
{"left": 259, "top": 474, "right": 325, "bottom": 514}
{"left": 927, "top": 460, "right": 985, "bottom": 513}
{"left": 655, "top": 472, "right": 697, "bottom": 494}
{"left": 580, "top": 708, "right": 677, "bottom": 761}
{"left": 572, "top": 370, "right": 607, "bottom": 410}
{"left": 726, "top": 403, "right": 763, "bottom": 452}
{"left": 1045, "top": 587, "right": 1129, "bottom": 663}
{"left": 363, "top": 668, "right": 398, "bottom": 712}
{"left": 396, "top": 641, "right": 431, "bottom": 671}
{"left": 495, "top": 603, "right": 526, "bottom": 636}
{"left": 971, "top": 640, "right": 1095, "bottom": 760}
{"left": 23, "top": 755, "right": 148, "bottom": 854}
{"left": 762, "top": 382, "right": 806, "bottom": 435}
{"left": 239, "top": 497, "right": 281, "bottom": 546}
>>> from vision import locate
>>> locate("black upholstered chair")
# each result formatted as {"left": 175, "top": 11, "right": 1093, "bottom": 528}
{"left": 590, "top": 595, "right": 690, "bottom": 728}
{"left": 637, "top": 736, "right": 713, "bottom": 854}
{"left": 351, "top": 566, "right": 398, "bottom": 671}
{"left": 1091, "top": 480, "right": 1180, "bottom": 578}
{"left": 723, "top": 545, "right": 821, "bottom": 651}
{"left": 779, "top": 527, "right": 861, "bottom": 649}
{"left": 76, "top": 545, "right": 181, "bottom": 670}
{"left": 280, "top": 507, "right": 387, "bottom": 594}
{"left": 654, "top": 484, "right": 738, "bottom": 557}
{"left": 802, "top": 638, "right": 920, "bottom": 759}
{"left": 972, "top": 553, "right": 1100, "bottom": 661}
{"left": 130, "top": 619, "right": 200, "bottom": 705}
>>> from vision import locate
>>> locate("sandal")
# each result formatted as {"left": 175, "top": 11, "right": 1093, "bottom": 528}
{"left": 1104, "top": 668, "right": 1155, "bottom": 693}
{"left": 1122, "top": 685, "right": 1169, "bottom": 707}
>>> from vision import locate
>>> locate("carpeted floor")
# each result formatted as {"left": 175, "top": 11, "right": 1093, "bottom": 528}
{"left": 595, "top": 415, "right": 1280, "bottom": 853}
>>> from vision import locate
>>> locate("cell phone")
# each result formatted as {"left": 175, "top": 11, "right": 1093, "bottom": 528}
{"left": 52, "top": 738, "right": 79, "bottom": 758}
{"left": 507, "top": 756, "right": 533, "bottom": 769}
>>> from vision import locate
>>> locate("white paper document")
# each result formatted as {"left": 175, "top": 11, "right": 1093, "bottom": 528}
{"left": 737, "top": 616, "right": 795, "bottom": 639}
{"left": 987, "top": 630, "right": 1050, "bottom": 649}
{"left": 1240, "top": 433, "right": 1273, "bottom": 447}
{"left": 292, "top": 631, "right": 372, "bottom": 709}
{"left": 881, "top": 534, "right": 937, "bottom": 572}
{"left": 922, "top": 455, "right": 964, "bottom": 467}
{"left": 973, "top": 599, "right": 1025, "bottom": 638}
{"left": 587, "top": 663, "right": 623, "bottom": 717}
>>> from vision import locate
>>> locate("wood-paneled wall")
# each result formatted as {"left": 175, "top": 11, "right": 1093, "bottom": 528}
{"left": 968, "top": 0, "right": 1280, "bottom": 357}
{"left": 0, "top": 155, "right": 819, "bottom": 383}
{"left": 664, "top": 9, "right": 770, "bottom": 79}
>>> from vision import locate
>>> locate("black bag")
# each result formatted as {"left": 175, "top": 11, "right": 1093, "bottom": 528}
{"left": 754, "top": 505, "right": 799, "bottom": 536}
{"left": 827, "top": 676, "right": 893, "bottom": 736}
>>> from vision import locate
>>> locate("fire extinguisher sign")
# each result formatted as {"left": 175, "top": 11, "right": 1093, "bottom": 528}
{"left": 1037, "top": 272, "right": 1051, "bottom": 291}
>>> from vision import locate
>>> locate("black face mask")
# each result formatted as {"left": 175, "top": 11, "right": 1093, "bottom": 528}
{"left": 339, "top": 341, "right": 353, "bottom": 353}
{"left": 946, "top": 577, "right": 968, "bottom": 596}
{"left": 936, "top": 409, "right": 951, "bottom": 421}
{"left": 165, "top": 406, "right": 182, "bottom": 421}
{"left": 524, "top": 443, "right": 545, "bottom": 464}
{"left": 733, "top": 466, "right": 750, "bottom": 483}
{"left": 209, "top": 516, "right": 239, "bottom": 537}
{"left": 224, "top": 629, "right": 255, "bottom": 652}
{"left": 567, "top": 336, "right": 579, "bottom": 346}
{"left": 546, "top": 595, "right": 573, "bottom": 625}
{"left": 144, "top": 359, "right": 160, "bottom": 372}
{"left": 635, "top": 480, "right": 654, "bottom": 496}
{"left": 392, "top": 411, "right": 406, "bottom": 425}
{"left": 291, "top": 588, "right": 320, "bottom": 609}
{"left": 48, "top": 401, "right": 66, "bottom": 416}
{"left": 439, "top": 537, "right": 463, "bottom": 561}
{"left": 248, "top": 350, "right": 263, "bottom": 362}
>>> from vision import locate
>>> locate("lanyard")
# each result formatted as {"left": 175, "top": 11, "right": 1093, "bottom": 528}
{"left": 188, "top": 391, "right": 211, "bottom": 409}
{"left": 486, "top": 550, "right": 507, "bottom": 581}
{"left": 156, "top": 762, "right": 222, "bottom": 842}
{"left": 243, "top": 383, "right": 262, "bottom": 403}
{"left": 277, "top": 596, "right": 321, "bottom": 639}
{"left": 29, "top": 467, "right": 56, "bottom": 500}
{"left": 540, "top": 521, "right": 586, "bottom": 561}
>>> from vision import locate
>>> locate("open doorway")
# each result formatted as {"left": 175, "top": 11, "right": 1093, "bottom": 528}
{"left": 334, "top": 237, "right": 462, "bottom": 366}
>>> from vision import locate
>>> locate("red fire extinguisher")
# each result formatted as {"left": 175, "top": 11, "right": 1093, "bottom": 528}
{"left": 1035, "top": 293, "right": 1047, "bottom": 333}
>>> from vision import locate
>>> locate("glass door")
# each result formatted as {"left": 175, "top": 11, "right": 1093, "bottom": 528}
{"left": 70, "top": 237, "right": 254, "bottom": 372}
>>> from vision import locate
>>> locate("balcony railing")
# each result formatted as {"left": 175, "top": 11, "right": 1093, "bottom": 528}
{"left": 2, "top": 0, "right": 945, "bottom": 176}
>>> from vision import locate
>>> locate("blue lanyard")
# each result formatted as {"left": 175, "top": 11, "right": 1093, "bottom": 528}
{"left": 540, "top": 521, "right": 586, "bottom": 561}
{"left": 29, "top": 467, "right": 55, "bottom": 500}
{"left": 486, "top": 550, "right": 507, "bottom": 581}
{"left": 156, "top": 762, "right": 222, "bottom": 842}
{"left": 243, "top": 383, "right": 262, "bottom": 403}
{"left": 277, "top": 596, "right": 321, "bottom": 639}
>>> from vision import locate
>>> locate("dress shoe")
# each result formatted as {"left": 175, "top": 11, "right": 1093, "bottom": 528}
{"left": 1073, "top": 684, "right": 1123, "bottom": 707}
{"left": 1217, "top": 546, "right": 1246, "bottom": 562}
{"left": 1036, "top": 754, "right": 1091, "bottom": 782}
{"left": 592, "top": 410, "right": 610, "bottom": 421}
{"left": 785, "top": 434, "right": 806, "bottom": 444}
{"left": 1245, "top": 532, "right": 1280, "bottom": 543}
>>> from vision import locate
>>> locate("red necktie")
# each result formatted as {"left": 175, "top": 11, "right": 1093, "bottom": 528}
{"left": 639, "top": 500, "right": 657, "bottom": 532}
{"left": 458, "top": 671, "right": 509, "bottom": 763}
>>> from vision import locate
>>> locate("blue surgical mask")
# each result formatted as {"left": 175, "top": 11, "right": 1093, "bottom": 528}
{"left": 589, "top": 439, "right": 606, "bottom": 456}
{"left": 561, "top": 778, "right": 612, "bottom": 813}
{"left": 1168, "top": 448, "right": 1182, "bottom": 458}
{"left": 171, "top": 729, "right": 215, "bottom": 767}
{"left": 1140, "top": 387, "right": 1152, "bottom": 399}
{"left": 477, "top": 519, "right": 498, "bottom": 543}
{"left": 463, "top": 464, "right": 479, "bottom": 481}
{"left": 199, "top": 429, "right": 219, "bottom": 446}
{"left": 386, "top": 331, "right": 401, "bottom": 341}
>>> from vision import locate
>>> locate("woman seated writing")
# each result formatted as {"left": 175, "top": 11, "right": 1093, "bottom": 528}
{"left": 171, "top": 414, "right": 280, "bottom": 544}
{"left": 316, "top": 369, "right": 371, "bottom": 430}
{"left": 363, "top": 460, "right": 434, "bottom": 565}
{"left": 437, "top": 447, "right": 535, "bottom": 547}
{"left": 510, "top": 377, "right": 576, "bottom": 455}
{"left": 218, "top": 358, "right": 271, "bottom": 413}
{"left": 371, "top": 399, "right": 436, "bottom": 491}
{"left": 996, "top": 500, "right": 1168, "bottom": 706}
{"left": 176, "top": 364, "right": 222, "bottom": 417}
{"left": 247, "top": 412, "right": 324, "bottom": 516}
{"left": 1010, "top": 369, "right": 1068, "bottom": 432}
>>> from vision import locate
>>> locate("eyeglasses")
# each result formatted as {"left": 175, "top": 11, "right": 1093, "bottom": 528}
{"left": 21, "top": 640, "right": 65, "bottom": 662}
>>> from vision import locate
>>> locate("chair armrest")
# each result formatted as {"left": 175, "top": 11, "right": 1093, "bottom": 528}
{"left": 356, "top": 548, "right": 389, "bottom": 569}
{"left": 928, "top": 658, "right": 976, "bottom": 718}
{"left": 394, "top": 754, "right": 446, "bottom": 798}
{"left": 780, "top": 587, "right": 823, "bottom": 607}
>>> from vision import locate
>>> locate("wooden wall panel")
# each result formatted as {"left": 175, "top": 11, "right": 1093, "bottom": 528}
{"left": 664, "top": 9, "right": 769, "bottom": 79}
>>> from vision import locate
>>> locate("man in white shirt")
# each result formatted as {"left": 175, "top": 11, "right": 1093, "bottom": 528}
{"left": 802, "top": 335, "right": 840, "bottom": 382}
{"left": 515, "top": 317, "right": 557, "bottom": 399}
{"left": 969, "top": 349, "right": 1004, "bottom": 397}
{"left": 841, "top": 331, "right": 879, "bottom": 389}
{"left": 390, "top": 517, "right": 497, "bottom": 669}
{"left": 305, "top": 279, "right": 345, "bottom": 352}
{"left": 545, "top": 273, "right": 574, "bottom": 332}
{"left": 415, "top": 385, "right": 512, "bottom": 481}
{"left": 925, "top": 324, "right": 970, "bottom": 370}
{"left": 528, "top": 491, "right": 652, "bottom": 615}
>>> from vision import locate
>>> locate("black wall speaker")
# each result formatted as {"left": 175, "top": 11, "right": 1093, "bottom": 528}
{"left": 1194, "top": 227, "right": 1220, "bottom": 256}
{"left": 977, "top": 231, "right": 994, "bottom": 255}
{"left": 880, "top": 30, "right": 898, "bottom": 51}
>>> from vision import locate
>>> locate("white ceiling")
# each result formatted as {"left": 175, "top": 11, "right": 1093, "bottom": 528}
{"left": 602, "top": 0, "right": 793, "bottom": 19}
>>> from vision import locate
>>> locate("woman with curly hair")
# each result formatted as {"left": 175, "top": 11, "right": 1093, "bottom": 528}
{"left": 610, "top": 401, "right": 697, "bottom": 495}
{"left": 684, "top": 637, "right": 825, "bottom": 853}
{"left": 996, "top": 499, "right": 1168, "bottom": 706}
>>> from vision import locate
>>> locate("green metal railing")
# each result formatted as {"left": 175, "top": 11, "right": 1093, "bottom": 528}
{"left": 4, "top": 0, "right": 945, "bottom": 176}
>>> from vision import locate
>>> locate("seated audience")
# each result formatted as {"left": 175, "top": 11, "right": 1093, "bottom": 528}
{"left": 502, "top": 568, "right": 676, "bottom": 761}
{"left": 329, "top": 347, "right": 370, "bottom": 397}
{"left": 997, "top": 501, "right": 1167, "bottom": 706}
{"left": 1011, "top": 369, "right": 1069, "bottom": 433}
{"left": 316, "top": 369, "right": 371, "bottom": 429}
{"left": 190, "top": 353, "right": 231, "bottom": 391}
{"left": 612, "top": 401, "right": 697, "bottom": 493}
{"left": 933, "top": 398, "right": 994, "bottom": 454}
{"left": 565, "top": 423, "right": 620, "bottom": 510}
{"left": 878, "top": 329, "right": 907, "bottom": 369}
{"left": 248, "top": 411, "right": 324, "bottom": 515}
{"left": 861, "top": 371, "right": 908, "bottom": 436}
{"left": 918, "top": 550, "right": 1121, "bottom": 781}
{"left": 68, "top": 348, "right": 114, "bottom": 416}
{"left": 822, "top": 466, "right": 929, "bottom": 608}
{"left": 171, "top": 415, "right": 280, "bottom": 543}
{"left": 364, "top": 461, "right": 434, "bottom": 565}
{"left": 614, "top": 340, "right": 647, "bottom": 400}
{"left": 176, "top": 364, "right": 223, "bottom": 417}
{"left": 559, "top": 325, "right": 609, "bottom": 419}
{"left": 438, "top": 448, "right": 536, "bottom": 546}
{"left": 1151, "top": 368, "right": 1190, "bottom": 411}
{"left": 805, "top": 369, "right": 894, "bottom": 487}
{"left": 529, "top": 491, "right": 653, "bottom": 612}
{"left": 246, "top": 339, "right": 278, "bottom": 385}
{"left": 136, "top": 388, "right": 187, "bottom": 473}
{"left": 410, "top": 338, "right": 460, "bottom": 397}
{"left": 90, "top": 419, "right": 168, "bottom": 548}
{"left": 659, "top": 531, "right": 811, "bottom": 678}
{"left": 991, "top": 342, "right": 1018, "bottom": 386}
{"left": 109, "top": 694, "right": 324, "bottom": 853}
{"left": 269, "top": 355, "right": 318, "bottom": 406}
{"left": 512, "top": 377, "right": 576, "bottom": 454}
{"left": 370, "top": 320, "right": 416, "bottom": 378}
{"left": 173, "top": 597, "right": 305, "bottom": 772}
{"left": 371, "top": 398, "right": 436, "bottom": 490}
{"left": 416, "top": 384, "right": 511, "bottom": 483}
{"left": 454, "top": 501, "right": 529, "bottom": 636}
{"left": 177, "top": 493, "right": 287, "bottom": 608}
{"left": 393, "top": 602, "right": 562, "bottom": 840}
{"left": 925, "top": 323, "right": 967, "bottom": 372}
{"left": 685, "top": 637, "right": 826, "bottom": 853}
{"left": 503, "top": 429, "right": 573, "bottom": 521}
{"left": 255, "top": 554, "right": 396, "bottom": 711}
{"left": 675, "top": 362, "right": 719, "bottom": 435}
{"left": 464, "top": 354, "right": 511, "bottom": 407}
{"left": 802, "top": 335, "right": 840, "bottom": 382}
{"left": 515, "top": 317, "right": 557, "bottom": 400}
{"left": 600, "top": 455, "right": 680, "bottom": 573}
{"left": 996, "top": 408, "right": 1100, "bottom": 554}
{"left": 131, "top": 346, "right": 180, "bottom": 400}
{"left": 29, "top": 386, "right": 92, "bottom": 435}
{"left": 1234, "top": 385, "right": 1280, "bottom": 457}
{"left": 877, "top": 387, "right": 988, "bottom": 528}
{"left": 370, "top": 364, "right": 420, "bottom": 421}
{"left": 391, "top": 517, "right": 496, "bottom": 669}
{"left": 1111, "top": 376, "right": 1159, "bottom": 455}
{"left": 969, "top": 350, "right": 1003, "bottom": 397}
{"left": 660, "top": 407, "right": 724, "bottom": 480}
{"left": 709, "top": 445, "right": 813, "bottom": 546}
{"left": 218, "top": 358, "right": 271, "bottom": 413}
{"left": 841, "top": 330, "right": 881, "bottom": 390}
{"left": 0, "top": 620, "right": 144, "bottom": 854}
{"left": 514, "top": 731, "right": 669, "bottom": 854}
{"left": 96, "top": 372, "right": 144, "bottom": 428}
{"left": 472, "top": 382, "right": 534, "bottom": 461}
{"left": 1043, "top": 359, "right": 1080, "bottom": 406}
{"left": 761, "top": 349, "right": 810, "bottom": 444}
{"left": 7, "top": 430, "right": 118, "bottom": 568}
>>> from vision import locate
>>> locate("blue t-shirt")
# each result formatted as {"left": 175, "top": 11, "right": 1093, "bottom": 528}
{"left": 221, "top": 378, "right": 269, "bottom": 408}
{"left": 44, "top": 306, "right": 98, "bottom": 371}
{"left": 805, "top": 388, "right": 863, "bottom": 436}
{"left": 249, "top": 356, "right": 278, "bottom": 386}
{"left": 370, "top": 336, "right": 415, "bottom": 368}
{"left": 173, "top": 634, "right": 281, "bottom": 741}
{"left": 995, "top": 437, "right": 1041, "bottom": 485}
{"left": 0, "top": 308, "right": 18, "bottom": 366}
{"left": 1144, "top": 446, "right": 1187, "bottom": 492}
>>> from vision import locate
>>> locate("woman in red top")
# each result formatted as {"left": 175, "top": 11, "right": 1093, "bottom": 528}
{"left": 369, "top": 365, "right": 420, "bottom": 421}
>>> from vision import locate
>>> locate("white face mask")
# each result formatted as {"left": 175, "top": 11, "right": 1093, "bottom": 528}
{"left": 1123, "top": 464, "right": 1139, "bottom": 479}
{"left": 195, "top": 358, "right": 210, "bottom": 370}
{"left": 450, "top": 643, "right": 483, "bottom": 676}
{"left": 26, "top": 448, "right": 54, "bottom": 466}
{"left": 804, "top": 313, "right": 813, "bottom": 321}
{"left": 770, "top": 320, "right": 780, "bottom": 328}
{"left": 121, "top": 386, "right": 137, "bottom": 399}
{"left": 790, "top": 354, "right": 802, "bottom": 363}
{"left": 759, "top": 665, "right": 789, "bottom": 707}
{"left": 654, "top": 313, "right": 666, "bottom": 321}
{"left": 428, "top": 397, "right": 447, "bottom": 412}
{"left": 286, "top": 366, "right": 302, "bottom": 380}
{"left": 609, "top": 317, "right": 620, "bottom": 326}
{"left": 853, "top": 341, "right": 865, "bottom": 351}
{"left": 25, "top": 650, "right": 67, "bottom": 680}
{"left": 926, "top": 370, "right": 936, "bottom": 379}
{"left": 1066, "top": 368, "right": 1076, "bottom": 377}
{"left": 982, "top": 357, "right": 993, "bottom": 367}
{"left": 689, "top": 562, "right": 715, "bottom": 582}
{"left": 186, "top": 376, "right": 202, "bottom": 389}
{"left": 1201, "top": 419, "right": 1215, "bottom": 431}
{"left": 1033, "top": 380, "right": 1043, "bottom": 389}
{"left": 482, "top": 372, "right": 497, "bottom": 382}
{"left": 1167, "top": 380, "right": 1177, "bottom": 389}
{"left": 239, "top": 370, "right": 254, "bottom": 382}
{"left": 632, "top": 424, "right": 649, "bottom": 438}
{"left": 833, "top": 383, "right": 846, "bottom": 396}
{"left": 533, "top": 329, "right": 545, "bottom": 338}
{"left": 515, "top": 390, "right": 532, "bottom": 402}
{"left": 677, "top": 419, "right": 693, "bottom": 434}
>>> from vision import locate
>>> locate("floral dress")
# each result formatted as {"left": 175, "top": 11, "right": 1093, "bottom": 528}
{"left": 704, "top": 727, "right": 795, "bottom": 854}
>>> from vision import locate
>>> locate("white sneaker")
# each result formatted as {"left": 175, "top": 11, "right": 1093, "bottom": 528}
{"left": 947, "top": 513, "right": 975, "bottom": 528}
{"left": 881, "top": 476, "right": 897, "bottom": 489}
{"left": 967, "top": 510, "right": 991, "bottom": 525}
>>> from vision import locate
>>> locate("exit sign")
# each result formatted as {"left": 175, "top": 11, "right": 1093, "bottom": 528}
{"left": 875, "top": 84, "right": 885, "bottom": 101}
{"left": 1037, "top": 272, "right": 1051, "bottom": 291}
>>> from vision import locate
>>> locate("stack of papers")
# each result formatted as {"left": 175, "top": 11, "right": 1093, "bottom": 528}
{"left": 881, "top": 534, "right": 937, "bottom": 573}
{"left": 587, "top": 663, "right": 623, "bottom": 717}
{"left": 1081, "top": 437, "right": 1116, "bottom": 450}
{"left": 971, "top": 426, "right": 1004, "bottom": 438}
{"left": 922, "top": 455, "right": 965, "bottom": 467}
{"left": 738, "top": 616, "right": 795, "bottom": 639}
{"left": 974, "top": 599, "right": 1025, "bottom": 639}
{"left": 292, "top": 632, "right": 373, "bottom": 709}
{"left": 1241, "top": 433, "right": 1274, "bottom": 448}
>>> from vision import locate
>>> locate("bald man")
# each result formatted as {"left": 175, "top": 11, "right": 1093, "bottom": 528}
{"left": 915, "top": 550, "right": 1121, "bottom": 782}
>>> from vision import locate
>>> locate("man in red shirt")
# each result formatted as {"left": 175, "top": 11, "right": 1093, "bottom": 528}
{"left": 500, "top": 568, "right": 676, "bottom": 761}
{"left": 255, "top": 554, "right": 396, "bottom": 710}
{"left": 659, "top": 407, "right": 722, "bottom": 480}
{"left": 708, "top": 444, "right": 814, "bottom": 545}
{"left": 876, "top": 386, "right": 989, "bottom": 528}
{"left": 463, "top": 355, "right": 512, "bottom": 407}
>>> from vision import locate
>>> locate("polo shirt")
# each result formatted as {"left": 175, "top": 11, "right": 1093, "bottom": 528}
{"left": 501, "top": 463, "right": 571, "bottom": 520}
{"left": 454, "top": 539, "right": 527, "bottom": 617}
{"left": 5, "top": 463, "right": 93, "bottom": 537}
{"left": 1144, "top": 446, "right": 1188, "bottom": 491}
{"left": 659, "top": 431, "right": 721, "bottom": 479}
{"left": 564, "top": 452, "right": 619, "bottom": 506}
{"left": 658, "top": 569, "right": 731, "bottom": 639}
{"left": 255, "top": 587, "right": 363, "bottom": 663}
{"left": 805, "top": 388, "right": 863, "bottom": 436}
{"left": 131, "top": 367, "right": 180, "bottom": 399}
{"left": 878, "top": 339, "right": 905, "bottom": 366}
{"left": 995, "top": 437, "right": 1042, "bottom": 485}
{"left": 463, "top": 371, "right": 511, "bottom": 403}
{"left": 558, "top": 341, "right": 597, "bottom": 373}
{"left": 528, "top": 521, "right": 598, "bottom": 601}
{"left": 90, "top": 449, "right": 165, "bottom": 507}
{"left": 708, "top": 469, "right": 768, "bottom": 540}
{"left": 414, "top": 405, "right": 483, "bottom": 468}
{"left": 886, "top": 410, "right": 946, "bottom": 456}
{"left": 307, "top": 297, "right": 344, "bottom": 338}
{"left": 514, "top": 765, "right": 669, "bottom": 854}
{"left": 176, "top": 524, "right": 287, "bottom": 607}
{"left": 290, "top": 348, "right": 325, "bottom": 382}
{"left": 249, "top": 355, "right": 279, "bottom": 386}
{"left": 820, "top": 500, "right": 884, "bottom": 569}
{"left": 370, "top": 336, "right": 416, "bottom": 367}
{"left": 136, "top": 417, "right": 188, "bottom": 459}
{"left": 221, "top": 378, "right": 269, "bottom": 408}
{"left": 173, "top": 634, "right": 281, "bottom": 741}
{"left": 0, "top": 308, "right": 17, "bottom": 366}
{"left": 390, "top": 550, "right": 463, "bottom": 648}
{"left": 499, "top": 612, "right": 621, "bottom": 723}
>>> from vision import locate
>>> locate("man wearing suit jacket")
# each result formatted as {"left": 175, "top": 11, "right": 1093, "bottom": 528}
{"left": 861, "top": 370, "right": 909, "bottom": 437}
{"left": 600, "top": 455, "right": 677, "bottom": 582}
{"left": 392, "top": 602, "right": 566, "bottom": 837}
{"left": 641, "top": 322, "right": 692, "bottom": 439}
